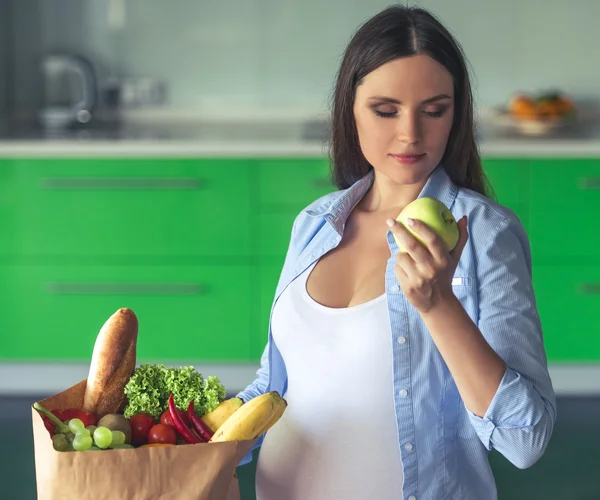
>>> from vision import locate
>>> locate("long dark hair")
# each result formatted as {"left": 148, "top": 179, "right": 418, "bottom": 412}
{"left": 329, "top": 5, "right": 493, "bottom": 198}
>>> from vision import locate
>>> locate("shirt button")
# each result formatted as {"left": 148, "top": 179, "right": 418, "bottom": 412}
{"left": 408, "top": 496, "right": 417, "bottom": 500}
{"left": 399, "top": 389, "right": 408, "bottom": 398}
{"left": 404, "top": 443, "right": 413, "bottom": 452}
{"left": 397, "top": 336, "right": 407, "bottom": 344}
{"left": 391, "top": 284, "right": 400, "bottom": 292}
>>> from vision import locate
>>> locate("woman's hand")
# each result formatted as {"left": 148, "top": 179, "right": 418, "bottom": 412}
{"left": 386, "top": 215, "right": 469, "bottom": 313}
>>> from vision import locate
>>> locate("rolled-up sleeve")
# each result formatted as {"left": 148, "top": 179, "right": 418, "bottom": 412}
{"left": 468, "top": 213, "right": 557, "bottom": 469}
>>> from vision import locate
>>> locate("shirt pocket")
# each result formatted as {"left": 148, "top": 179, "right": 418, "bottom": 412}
{"left": 452, "top": 275, "right": 478, "bottom": 321}
{"left": 451, "top": 276, "right": 472, "bottom": 298}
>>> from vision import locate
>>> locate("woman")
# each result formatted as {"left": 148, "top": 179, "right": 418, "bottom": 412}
{"left": 237, "top": 6, "right": 556, "bottom": 500}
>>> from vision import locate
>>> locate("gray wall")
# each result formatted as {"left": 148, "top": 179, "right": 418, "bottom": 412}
{"left": 0, "top": 0, "right": 9, "bottom": 117}
{"left": 5, "top": 0, "right": 600, "bottom": 118}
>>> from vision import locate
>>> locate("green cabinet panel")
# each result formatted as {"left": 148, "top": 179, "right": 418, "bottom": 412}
{"left": 482, "top": 158, "right": 530, "bottom": 230}
{"left": 529, "top": 159, "right": 600, "bottom": 261}
{"left": 0, "top": 264, "right": 253, "bottom": 362}
{"left": 12, "top": 158, "right": 251, "bottom": 258}
{"left": 0, "top": 159, "right": 17, "bottom": 257}
{"left": 257, "top": 158, "right": 334, "bottom": 209}
{"left": 257, "top": 212, "right": 296, "bottom": 259}
{"left": 533, "top": 264, "right": 600, "bottom": 361}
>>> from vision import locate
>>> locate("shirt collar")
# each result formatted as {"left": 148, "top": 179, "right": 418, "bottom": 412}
{"left": 305, "top": 164, "right": 459, "bottom": 236}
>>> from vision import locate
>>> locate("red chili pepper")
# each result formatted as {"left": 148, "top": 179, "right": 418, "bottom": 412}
{"left": 61, "top": 408, "right": 97, "bottom": 427}
{"left": 168, "top": 394, "right": 201, "bottom": 444}
{"left": 187, "top": 401, "right": 214, "bottom": 443}
{"left": 41, "top": 409, "right": 65, "bottom": 436}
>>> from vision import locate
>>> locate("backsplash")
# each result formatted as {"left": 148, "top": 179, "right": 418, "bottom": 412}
{"left": 6, "top": 0, "right": 600, "bottom": 118}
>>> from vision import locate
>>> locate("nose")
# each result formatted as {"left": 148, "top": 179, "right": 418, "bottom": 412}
{"left": 396, "top": 111, "right": 421, "bottom": 144}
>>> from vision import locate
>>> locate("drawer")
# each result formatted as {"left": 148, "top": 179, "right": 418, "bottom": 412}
{"left": 533, "top": 264, "right": 600, "bottom": 362}
{"left": 256, "top": 211, "right": 297, "bottom": 258}
{"left": 257, "top": 158, "right": 334, "bottom": 208}
{"left": 0, "top": 160, "right": 18, "bottom": 258}
{"left": 12, "top": 158, "right": 251, "bottom": 258}
{"left": 0, "top": 264, "right": 253, "bottom": 362}
{"left": 482, "top": 158, "right": 529, "bottom": 205}
{"left": 529, "top": 159, "right": 600, "bottom": 260}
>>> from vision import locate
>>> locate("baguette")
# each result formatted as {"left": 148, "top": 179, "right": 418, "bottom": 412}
{"left": 83, "top": 308, "right": 138, "bottom": 419}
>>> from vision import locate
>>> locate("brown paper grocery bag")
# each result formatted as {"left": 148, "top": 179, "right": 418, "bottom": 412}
{"left": 32, "top": 380, "right": 257, "bottom": 500}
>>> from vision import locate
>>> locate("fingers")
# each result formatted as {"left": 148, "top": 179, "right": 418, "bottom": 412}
{"left": 401, "top": 217, "right": 449, "bottom": 262}
{"left": 386, "top": 218, "right": 431, "bottom": 264}
{"left": 450, "top": 216, "right": 469, "bottom": 261}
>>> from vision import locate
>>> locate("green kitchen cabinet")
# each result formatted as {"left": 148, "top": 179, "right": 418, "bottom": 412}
{"left": 482, "top": 158, "right": 530, "bottom": 230}
{"left": 0, "top": 159, "right": 17, "bottom": 258}
{"left": 256, "top": 212, "right": 296, "bottom": 261}
{"left": 533, "top": 264, "right": 600, "bottom": 361}
{"left": 0, "top": 263, "right": 254, "bottom": 362}
{"left": 256, "top": 158, "right": 334, "bottom": 210}
{"left": 11, "top": 158, "right": 252, "bottom": 259}
{"left": 529, "top": 158, "right": 600, "bottom": 262}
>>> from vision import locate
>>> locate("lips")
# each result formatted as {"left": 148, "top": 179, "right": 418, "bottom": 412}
{"left": 390, "top": 153, "right": 426, "bottom": 165}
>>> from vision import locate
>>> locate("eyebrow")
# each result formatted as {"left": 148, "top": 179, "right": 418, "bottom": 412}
{"left": 368, "top": 94, "right": 452, "bottom": 105}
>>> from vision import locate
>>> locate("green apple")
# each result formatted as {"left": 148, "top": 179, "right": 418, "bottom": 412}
{"left": 394, "top": 197, "right": 459, "bottom": 252}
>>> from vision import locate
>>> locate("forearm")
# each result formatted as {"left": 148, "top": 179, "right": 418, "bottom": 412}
{"left": 420, "top": 294, "right": 506, "bottom": 417}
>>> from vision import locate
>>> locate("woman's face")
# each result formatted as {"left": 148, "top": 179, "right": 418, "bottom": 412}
{"left": 353, "top": 54, "right": 455, "bottom": 187}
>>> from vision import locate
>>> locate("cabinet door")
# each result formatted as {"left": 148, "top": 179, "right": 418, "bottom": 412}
{"left": 12, "top": 158, "right": 251, "bottom": 259}
{"left": 257, "top": 158, "right": 334, "bottom": 210}
{"left": 0, "top": 264, "right": 253, "bottom": 362}
{"left": 529, "top": 159, "right": 600, "bottom": 261}
{"left": 533, "top": 264, "right": 600, "bottom": 361}
{"left": 0, "top": 159, "right": 17, "bottom": 258}
{"left": 482, "top": 158, "right": 530, "bottom": 230}
{"left": 256, "top": 212, "right": 296, "bottom": 260}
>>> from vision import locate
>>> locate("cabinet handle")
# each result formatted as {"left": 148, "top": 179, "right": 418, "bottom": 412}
{"left": 42, "top": 177, "right": 202, "bottom": 190}
{"left": 578, "top": 177, "right": 600, "bottom": 190}
{"left": 45, "top": 282, "right": 204, "bottom": 295}
{"left": 311, "top": 178, "right": 332, "bottom": 189}
{"left": 578, "top": 283, "right": 600, "bottom": 295}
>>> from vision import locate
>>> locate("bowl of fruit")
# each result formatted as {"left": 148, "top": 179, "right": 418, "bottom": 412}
{"left": 489, "top": 91, "right": 583, "bottom": 136}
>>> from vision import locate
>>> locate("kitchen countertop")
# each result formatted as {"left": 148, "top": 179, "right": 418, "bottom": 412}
{"left": 1, "top": 117, "right": 600, "bottom": 157}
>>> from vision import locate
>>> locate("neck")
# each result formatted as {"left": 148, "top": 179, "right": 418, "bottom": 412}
{"left": 358, "top": 173, "right": 427, "bottom": 216}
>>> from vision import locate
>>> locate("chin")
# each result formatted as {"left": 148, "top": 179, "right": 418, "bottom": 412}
{"left": 377, "top": 157, "right": 438, "bottom": 186}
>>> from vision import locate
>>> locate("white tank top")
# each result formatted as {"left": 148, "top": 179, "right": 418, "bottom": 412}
{"left": 255, "top": 261, "right": 404, "bottom": 500}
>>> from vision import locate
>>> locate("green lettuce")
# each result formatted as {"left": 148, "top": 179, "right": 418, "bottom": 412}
{"left": 123, "top": 364, "right": 226, "bottom": 420}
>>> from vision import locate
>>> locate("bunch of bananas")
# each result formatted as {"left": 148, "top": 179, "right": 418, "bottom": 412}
{"left": 202, "top": 391, "right": 287, "bottom": 443}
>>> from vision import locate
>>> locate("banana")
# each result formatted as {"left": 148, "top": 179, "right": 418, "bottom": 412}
{"left": 209, "top": 392, "right": 286, "bottom": 443}
{"left": 257, "top": 394, "right": 287, "bottom": 435}
{"left": 202, "top": 397, "right": 244, "bottom": 433}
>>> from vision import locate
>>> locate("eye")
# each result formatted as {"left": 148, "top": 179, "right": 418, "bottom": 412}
{"left": 423, "top": 106, "right": 448, "bottom": 118}
{"left": 373, "top": 106, "right": 397, "bottom": 118}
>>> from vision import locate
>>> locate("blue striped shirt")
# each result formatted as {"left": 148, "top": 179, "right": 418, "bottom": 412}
{"left": 238, "top": 164, "right": 556, "bottom": 499}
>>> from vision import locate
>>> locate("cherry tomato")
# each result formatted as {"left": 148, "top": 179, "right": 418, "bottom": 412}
{"left": 148, "top": 424, "right": 177, "bottom": 445}
{"left": 128, "top": 413, "right": 156, "bottom": 446}
{"left": 160, "top": 408, "right": 189, "bottom": 428}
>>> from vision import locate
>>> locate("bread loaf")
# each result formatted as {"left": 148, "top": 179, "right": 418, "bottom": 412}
{"left": 83, "top": 308, "right": 138, "bottom": 419}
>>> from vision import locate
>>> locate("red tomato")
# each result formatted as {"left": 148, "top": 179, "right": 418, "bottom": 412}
{"left": 128, "top": 413, "right": 156, "bottom": 446}
{"left": 160, "top": 408, "right": 189, "bottom": 428}
{"left": 61, "top": 408, "right": 97, "bottom": 427}
{"left": 148, "top": 424, "right": 177, "bottom": 445}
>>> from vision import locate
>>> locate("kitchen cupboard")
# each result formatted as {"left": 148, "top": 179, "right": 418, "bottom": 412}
{"left": 0, "top": 155, "right": 597, "bottom": 363}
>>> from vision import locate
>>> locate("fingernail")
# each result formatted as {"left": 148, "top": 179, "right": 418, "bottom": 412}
{"left": 407, "top": 218, "right": 416, "bottom": 227}
{"left": 386, "top": 218, "right": 395, "bottom": 227}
